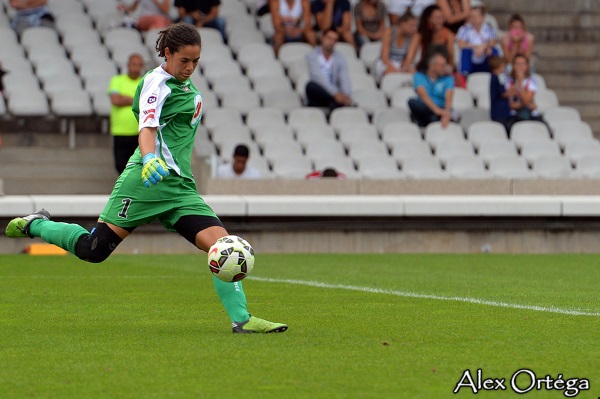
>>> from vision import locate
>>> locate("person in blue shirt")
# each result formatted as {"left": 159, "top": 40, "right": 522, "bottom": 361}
{"left": 488, "top": 55, "right": 518, "bottom": 135}
{"left": 408, "top": 52, "right": 457, "bottom": 127}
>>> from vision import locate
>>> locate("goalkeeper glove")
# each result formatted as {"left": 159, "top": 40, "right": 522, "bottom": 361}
{"left": 142, "top": 153, "right": 169, "bottom": 187}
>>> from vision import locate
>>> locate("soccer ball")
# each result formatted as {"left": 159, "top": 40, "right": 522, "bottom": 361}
{"left": 208, "top": 235, "right": 255, "bottom": 282}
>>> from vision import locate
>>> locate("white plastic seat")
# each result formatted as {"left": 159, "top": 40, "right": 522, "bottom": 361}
{"left": 91, "top": 91, "right": 111, "bottom": 117}
{"left": 271, "top": 155, "right": 313, "bottom": 178}
{"left": 532, "top": 73, "right": 547, "bottom": 90}
{"left": 199, "top": 90, "right": 219, "bottom": 109}
{"left": 381, "top": 122, "right": 422, "bottom": 144}
{"left": 531, "top": 156, "right": 576, "bottom": 178}
{"left": 43, "top": 74, "right": 83, "bottom": 97}
{"left": 445, "top": 156, "right": 489, "bottom": 179}
{"left": 257, "top": 13, "right": 275, "bottom": 38}
{"left": 434, "top": 140, "right": 475, "bottom": 164}
{"left": 295, "top": 125, "right": 337, "bottom": 145}
{"left": 488, "top": 156, "right": 538, "bottom": 179}
{"left": 202, "top": 108, "right": 244, "bottom": 132}
{"left": 391, "top": 141, "right": 432, "bottom": 162}
{"left": 305, "top": 139, "right": 347, "bottom": 160}
{"left": 202, "top": 61, "right": 243, "bottom": 84}
{"left": 329, "top": 108, "right": 369, "bottom": 131}
{"left": 351, "top": 89, "right": 388, "bottom": 115}
{"left": 380, "top": 73, "right": 414, "bottom": 98}
{"left": 551, "top": 121, "right": 594, "bottom": 148}
{"left": 228, "top": 30, "right": 267, "bottom": 55}
{"left": 348, "top": 139, "right": 389, "bottom": 159}
{"left": 356, "top": 155, "right": 404, "bottom": 179}
{"left": 372, "top": 108, "right": 411, "bottom": 132}
{"left": 278, "top": 42, "right": 313, "bottom": 68}
{"left": 452, "top": 88, "right": 475, "bottom": 112}
{"left": 21, "top": 27, "right": 60, "bottom": 52}
{"left": 211, "top": 75, "right": 252, "bottom": 99}
{"left": 337, "top": 125, "right": 379, "bottom": 145}
{"left": 534, "top": 89, "right": 559, "bottom": 114}
{"left": 49, "top": 89, "right": 92, "bottom": 116}
{"left": 103, "top": 28, "right": 143, "bottom": 52}
{"left": 575, "top": 156, "right": 600, "bottom": 178}
{"left": 390, "top": 87, "right": 417, "bottom": 110}
{"left": 424, "top": 122, "right": 465, "bottom": 149}
{"left": 460, "top": 107, "right": 491, "bottom": 132}
{"left": 253, "top": 125, "right": 295, "bottom": 147}
{"left": 245, "top": 59, "right": 287, "bottom": 81}
{"left": 263, "top": 138, "right": 304, "bottom": 161}
{"left": 197, "top": 27, "right": 224, "bottom": 45}
{"left": 563, "top": 140, "right": 600, "bottom": 163}
{"left": 359, "top": 41, "right": 382, "bottom": 72}
{"left": 510, "top": 121, "right": 551, "bottom": 149}
{"left": 288, "top": 107, "right": 328, "bottom": 129}
{"left": 477, "top": 140, "right": 518, "bottom": 163}
{"left": 467, "top": 121, "right": 508, "bottom": 149}
{"left": 246, "top": 107, "right": 286, "bottom": 132}
{"left": 543, "top": 106, "right": 581, "bottom": 130}
{"left": 210, "top": 124, "right": 253, "bottom": 150}
{"left": 61, "top": 29, "right": 101, "bottom": 53}
{"left": 401, "top": 156, "right": 447, "bottom": 179}
{"left": 349, "top": 73, "right": 377, "bottom": 91}
{"left": 221, "top": 90, "right": 262, "bottom": 116}
{"left": 251, "top": 76, "right": 293, "bottom": 97}
{"left": 7, "top": 90, "right": 49, "bottom": 116}
{"left": 262, "top": 90, "right": 302, "bottom": 114}
{"left": 520, "top": 140, "right": 562, "bottom": 163}
{"left": 335, "top": 42, "right": 358, "bottom": 60}
{"left": 466, "top": 72, "right": 491, "bottom": 105}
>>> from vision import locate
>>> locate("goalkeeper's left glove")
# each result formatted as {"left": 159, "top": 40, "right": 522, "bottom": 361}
{"left": 142, "top": 153, "right": 169, "bottom": 187}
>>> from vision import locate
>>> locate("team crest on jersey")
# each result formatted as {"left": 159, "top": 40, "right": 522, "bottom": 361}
{"left": 191, "top": 94, "right": 203, "bottom": 126}
{"left": 147, "top": 95, "right": 157, "bottom": 104}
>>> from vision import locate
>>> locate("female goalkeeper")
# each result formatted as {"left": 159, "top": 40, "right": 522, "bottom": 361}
{"left": 5, "top": 23, "right": 287, "bottom": 334}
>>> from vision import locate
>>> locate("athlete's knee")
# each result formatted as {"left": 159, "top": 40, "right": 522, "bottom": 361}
{"left": 74, "top": 223, "right": 123, "bottom": 263}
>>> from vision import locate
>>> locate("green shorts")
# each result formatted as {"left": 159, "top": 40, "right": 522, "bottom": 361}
{"left": 99, "top": 164, "right": 219, "bottom": 231}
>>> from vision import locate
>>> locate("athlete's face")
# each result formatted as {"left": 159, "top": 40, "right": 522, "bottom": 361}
{"left": 164, "top": 45, "right": 201, "bottom": 82}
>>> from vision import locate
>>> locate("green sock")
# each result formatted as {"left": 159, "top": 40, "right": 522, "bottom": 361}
{"left": 213, "top": 276, "right": 250, "bottom": 323}
{"left": 29, "top": 220, "right": 89, "bottom": 255}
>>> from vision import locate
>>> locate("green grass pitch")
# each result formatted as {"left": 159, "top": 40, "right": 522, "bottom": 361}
{"left": 0, "top": 253, "right": 598, "bottom": 399}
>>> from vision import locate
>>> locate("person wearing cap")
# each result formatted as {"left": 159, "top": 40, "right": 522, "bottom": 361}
{"left": 216, "top": 144, "right": 261, "bottom": 179}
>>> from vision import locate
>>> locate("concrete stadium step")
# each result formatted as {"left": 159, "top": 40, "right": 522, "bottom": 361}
{"left": 1, "top": 177, "right": 116, "bottom": 195}
{"left": 0, "top": 147, "right": 111, "bottom": 164}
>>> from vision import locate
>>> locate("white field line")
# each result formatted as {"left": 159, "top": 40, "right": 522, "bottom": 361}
{"left": 248, "top": 276, "right": 600, "bottom": 317}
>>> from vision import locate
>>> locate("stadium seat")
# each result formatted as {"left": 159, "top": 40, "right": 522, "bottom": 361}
{"left": 288, "top": 107, "right": 328, "bottom": 129}
{"left": 211, "top": 75, "right": 252, "bottom": 100}
{"left": 263, "top": 138, "right": 304, "bottom": 160}
{"left": 305, "top": 139, "right": 347, "bottom": 160}
{"left": 356, "top": 155, "right": 405, "bottom": 179}
{"left": 237, "top": 43, "right": 276, "bottom": 70}
{"left": 467, "top": 121, "right": 508, "bottom": 149}
{"left": 329, "top": 108, "right": 369, "bottom": 131}
{"left": 295, "top": 125, "right": 337, "bottom": 145}
{"left": 459, "top": 108, "right": 492, "bottom": 133}
{"left": 520, "top": 140, "right": 562, "bottom": 163}
{"left": 531, "top": 156, "right": 576, "bottom": 178}
{"left": 452, "top": 88, "right": 475, "bottom": 112}
{"left": 424, "top": 122, "right": 465, "bottom": 149}
{"left": 335, "top": 42, "right": 359, "bottom": 61}
{"left": 574, "top": 156, "right": 600, "bottom": 178}
{"left": 49, "top": 88, "right": 93, "bottom": 117}
{"left": 444, "top": 156, "right": 489, "bottom": 179}
{"left": 351, "top": 89, "right": 388, "bottom": 115}
{"left": 510, "top": 121, "right": 551, "bottom": 149}
{"left": 7, "top": 90, "right": 50, "bottom": 117}
{"left": 278, "top": 42, "right": 314, "bottom": 68}
{"left": 271, "top": 155, "right": 313, "bottom": 179}
{"left": 246, "top": 108, "right": 287, "bottom": 132}
{"left": 488, "top": 156, "right": 538, "bottom": 179}
{"left": 381, "top": 122, "right": 422, "bottom": 145}
{"left": 391, "top": 141, "right": 433, "bottom": 163}
{"left": 563, "top": 140, "right": 600, "bottom": 163}
{"left": 380, "top": 73, "right": 414, "bottom": 98}
{"left": 390, "top": 87, "right": 417, "bottom": 110}
{"left": 477, "top": 140, "right": 519, "bottom": 163}
{"left": 202, "top": 107, "right": 244, "bottom": 132}
{"left": 532, "top": 73, "right": 547, "bottom": 90}
{"left": 466, "top": 72, "right": 490, "bottom": 106}
{"left": 210, "top": 124, "right": 253, "bottom": 153}
{"left": 262, "top": 90, "right": 302, "bottom": 114}
{"left": 245, "top": 59, "right": 287, "bottom": 81}
{"left": 349, "top": 73, "right": 377, "bottom": 91}
{"left": 253, "top": 125, "right": 295, "bottom": 147}
{"left": 551, "top": 121, "right": 594, "bottom": 148}
{"left": 372, "top": 108, "right": 411, "bottom": 133}
{"left": 257, "top": 13, "right": 275, "bottom": 38}
{"left": 543, "top": 106, "right": 581, "bottom": 131}
{"left": 401, "top": 156, "right": 448, "bottom": 179}
{"left": 91, "top": 91, "right": 111, "bottom": 118}
{"left": 347, "top": 139, "right": 389, "bottom": 159}
{"left": 337, "top": 124, "right": 380, "bottom": 145}
{"left": 434, "top": 140, "right": 475, "bottom": 165}
{"left": 359, "top": 41, "right": 382, "bottom": 72}
{"left": 221, "top": 90, "right": 262, "bottom": 116}
{"left": 534, "top": 89, "right": 560, "bottom": 114}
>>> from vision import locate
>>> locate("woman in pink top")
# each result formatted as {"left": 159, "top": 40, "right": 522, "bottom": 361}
{"left": 501, "top": 14, "right": 535, "bottom": 64}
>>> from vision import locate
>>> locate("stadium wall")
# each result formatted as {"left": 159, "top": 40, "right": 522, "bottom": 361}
{"left": 2, "top": 195, "right": 600, "bottom": 254}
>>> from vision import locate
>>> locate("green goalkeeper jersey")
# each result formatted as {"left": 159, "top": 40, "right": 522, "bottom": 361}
{"left": 131, "top": 65, "right": 203, "bottom": 181}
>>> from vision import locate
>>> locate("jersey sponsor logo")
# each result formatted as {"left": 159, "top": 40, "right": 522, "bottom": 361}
{"left": 191, "top": 94, "right": 203, "bottom": 126}
{"left": 147, "top": 95, "right": 157, "bottom": 104}
{"left": 143, "top": 108, "right": 155, "bottom": 122}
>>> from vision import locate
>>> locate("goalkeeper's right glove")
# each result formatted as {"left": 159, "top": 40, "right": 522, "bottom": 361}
{"left": 141, "top": 153, "right": 169, "bottom": 187}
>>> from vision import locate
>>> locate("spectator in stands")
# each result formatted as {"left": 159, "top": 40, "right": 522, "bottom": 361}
{"left": 305, "top": 28, "right": 353, "bottom": 110}
{"left": 353, "top": 0, "right": 387, "bottom": 49}
{"left": 175, "top": 0, "right": 226, "bottom": 41}
{"left": 387, "top": 0, "right": 435, "bottom": 25}
{"left": 9, "top": 0, "right": 55, "bottom": 37}
{"left": 489, "top": 55, "right": 518, "bottom": 134}
{"left": 500, "top": 14, "right": 535, "bottom": 65}
{"left": 306, "top": 167, "right": 347, "bottom": 179}
{"left": 456, "top": 5, "right": 498, "bottom": 76}
{"left": 506, "top": 53, "right": 543, "bottom": 124}
{"left": 408, "top": 52, "right": 457, "bottom": 127}
{"left": 108, "top": 53, "right": 145, "bottom": 174}
{"left": 216, "top": 144, "right": 261, "bottom": 179}
{"left": 311, "top": 0, "right": 356, "bottom": 49}
{"left": 117, "top": 0, "right": 172, "bottom": 31}
{"left": 403, "top": 5, "right": 455, "bottom": 73}
{"left": 437, "top": 0, "right": 470, "bottom": 33}
{"left": 270, "top": 0, "right": 316, "bottom": 55}
{"left": 374, "top": 10, "right": 418, "bottom": 81}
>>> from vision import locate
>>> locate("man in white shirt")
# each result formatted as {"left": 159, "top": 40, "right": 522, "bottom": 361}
{"left": 216, "top": 144, "right": 261, "bottom": 179}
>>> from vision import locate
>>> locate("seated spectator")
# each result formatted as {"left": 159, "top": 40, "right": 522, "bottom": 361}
{"left": 175, "top": 0, "right": 226, "bottom": 41}
{"left": 501, "top": 14, "right": 535, "bottom": 65}
{"left": 311, "top": 0, "right": 356, "bottom": 49}
{"left": 305, "top": 28, "right": 353, "bottom": 110}
{"left": 374, "top": 10, "right": 418, "bottom": 81}
{"left": 387, "top": 0, "right": 435, "bottom": 25}
{"left": 408, "top": 52, "right": 458, "bottom": 127}
{"left": 506, "top": 53, "right": 544, "bottom": 125}
{"left": 456, "top": 5, "right": 498, "bottom": 75}
{"left": 488, "top": 55, "right": 519, "bottom": 134}
{"left": 437, "top": 0, "right": 470, "bottom": 33}
{"left": 403, "top": 5, "right": 455, "bottom": 73}
{"left": 306, "top": 167, "right": 347, "bottom": 179}
{"left": 9, "top": 0, "right": 55, "bottom": 37}
{"left": 270, "top": 0, "right": 316, "bottom": 55}
{"left": 118, "top": 0, "right": 172, "bottom": 31}
{"left": 216, "top": 144, "right": 261, "bottom": 179}
{"left": 353, "top": 0, "right": 387, "bottom": 49}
